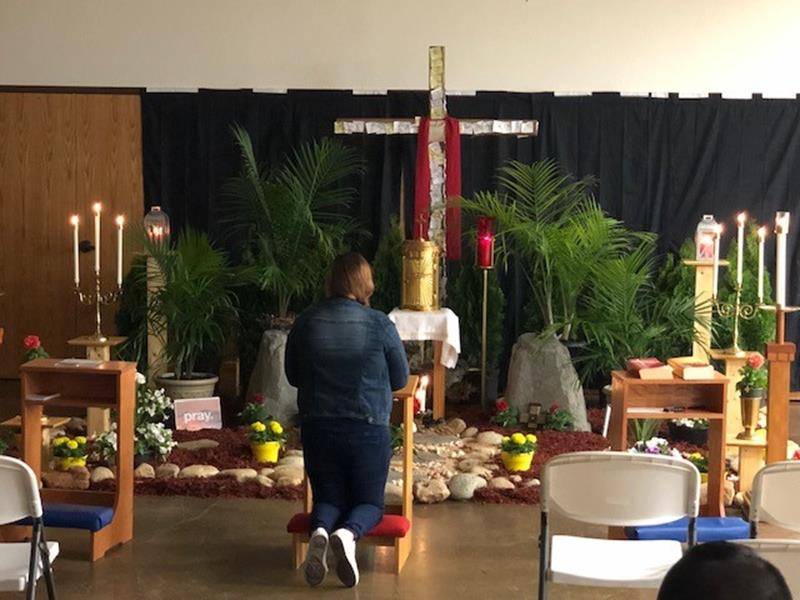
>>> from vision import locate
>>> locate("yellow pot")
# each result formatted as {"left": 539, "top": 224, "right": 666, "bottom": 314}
{"left": 501, "top": 451, "right": 534, "bottom": 472}
{"left": 57, "top": 456, "right": 87, "bottom": 470}
{"left": 251, "top": 441, "right": 281, "bottom": 464}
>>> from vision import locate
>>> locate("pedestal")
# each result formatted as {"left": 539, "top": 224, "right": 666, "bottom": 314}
{"left": 766, "top": 341, "right": 796, "bottom": 463}
{"left": 67, "top": 335, "right": 127, "bottom": 436}
{"left": 709, "top": 350, "right": 754, "bottom": 440}
{"left": 146, "top": 255, "right": 167, "bottom": 379}
{"left": 683, "top": 260, "right": 718, "bottom": 360}
{"left": 726, "top": 436, "right": 766, "bottom": 494}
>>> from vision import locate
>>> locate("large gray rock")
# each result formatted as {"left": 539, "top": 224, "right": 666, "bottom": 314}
{"left": 504, "top": 333, "right": 590, "bottom": 432}
{"left": 448, "top": 473, "right": 487, "bottom": 500}
{"left": 247, "top": 330, "right": 298, "bottom": 426}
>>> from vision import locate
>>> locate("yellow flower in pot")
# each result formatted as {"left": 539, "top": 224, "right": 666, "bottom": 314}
{"left": 684, "top": 451, "right": 709, "bottom": 483}
{"left": 52, "top": 435, "right": 88, "bottom": 470}
{"left": 249, "top": 420, "right": 286, "bottom": 463}
{"left": 501, "top": 432, "right": 537, "bottom": 472}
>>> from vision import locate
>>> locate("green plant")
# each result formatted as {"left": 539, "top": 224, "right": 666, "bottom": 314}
{"left": 22, "top": 335, "right": 49, "bottom": 362}
{"left": 715, "top": 222, "right": 775, "bottom": 350}
{"left": 738, "top": 352, "right": 768, "bottom": 395}
{"left": 461, "top": 160, "right": 646, "bottom": 341}
{"left": 684, "top": 451, "right": 708, "bottom": 473}
{"left": 391, "top": 424, "right": 404, "bottom": 452}
{"left": 629, "top": 419, "right": 661, "bottom": 443}
{"left": 116, "top": 254, "right": 149, "bottom": 370}
{"left": 239, "top": 400, "right": 272, "bottom": 426}
{"left": 90, "top": 426, "right": 118, "bottom": 463}
{"left": 249, "top": 420, "right": 286, "bottom": 444}
{"left": 142, "top": 229, "right": 239, "bottom": 379}
{"left": 500, "top": 432, "right": 538, "bottom": 454}
{"left": 371, "top": 218, "right": 404, "bottom": 314}
{"left": 544, "top": 404, "right": 574, "bottom": 431}
{"left": 221, "top": 125, "right": 364, "bottom": 318}
{"left": 446, "top": 247, "right": 505, "bottom": 369}
{"left": 490, "top": 399, "right": 519, "bottom": 427}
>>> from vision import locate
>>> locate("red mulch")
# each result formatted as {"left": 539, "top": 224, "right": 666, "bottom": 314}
{"left": 91, "top": 404, "right": 707, "bottom": 505}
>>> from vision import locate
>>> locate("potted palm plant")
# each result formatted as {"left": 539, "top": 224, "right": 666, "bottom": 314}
{"left": 144, "top": 229, "right": 239, "bottom": 399}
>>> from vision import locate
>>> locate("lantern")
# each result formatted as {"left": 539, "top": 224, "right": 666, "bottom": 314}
{"left": 144, "top": 206, "right": 170, "bottom": 245}
{"left": 401, "top": 240, "right": 440, "bottom": 311}
{"left": 695, "top": 214, "right": 718, "bottom": 261}
{"left": 476, "top": 216, "right": 495, "bottom": 269}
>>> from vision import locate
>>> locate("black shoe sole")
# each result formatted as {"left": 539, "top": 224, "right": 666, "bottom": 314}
{"left": 330, "top": 535, "right": 358, "bottom": 588}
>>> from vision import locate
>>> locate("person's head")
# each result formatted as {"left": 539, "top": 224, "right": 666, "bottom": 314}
{"left": 325, "top": 252, "right": 374, "bottom": 306}
{"left": 658, "top": 542, "right": 790, "bottom": 600}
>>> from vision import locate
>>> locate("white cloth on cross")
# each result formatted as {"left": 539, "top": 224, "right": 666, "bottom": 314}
{"left": 388, "top": 308, "right": 461, "bottom": 368}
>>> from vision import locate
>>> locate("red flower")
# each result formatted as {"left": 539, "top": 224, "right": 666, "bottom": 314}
{"left": 253, "top": 393, "right": 265, "bottom": 404}
{"left": 413, "top": 398, "right": 421, "bottom": 415}
{"left": 747, "top": 353, "right": 765, "bottom": 370}
{"left": 23, "top": 335, "right": 41, "bottom": 350}
{"left": 550, "top": 404, "right": 559, "bottom": 413}
{"left": 495, "top": 399, "right": 509, "bottom": 413}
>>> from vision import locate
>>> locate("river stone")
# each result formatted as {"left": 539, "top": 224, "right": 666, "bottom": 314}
{"left": 414, "top": 432, "right": 460, "bottom": 447}
{"left": 156, "top": 463, "right": 180, "bottom": 479}
{"left": 285, "top": 449, "right": 304, "bottom": 457}
{"left": 414, "top": 479, "right": 450, "bottom": 503}
{"left": 44, "top": 467, "right": 90, "bottom": 490}
{"left": 448, "top": 473, "right": 487, "bottom": 500}
{"left": 446, "top": 417, "right": 467, "bottom": 435}
{"left": 218, "top": 468, "right": 258, "bottom": 483}
{"left": 489, "top": 476, "right": 515, "bottom": 490}
{"left": 509, "top": 474, "right": 522, "bottom": 483}
{"left": 255, "top": 475, "right": 274, "bottom": 487}
{"left": 277, "top": 455, "right": 305, "bottom": 468}
{"left": 475, "top": 431, "right": 504, "bottom": 446}
{"left": 272, "top": 465, "right": 304, "bottom": 481}
{"left": 385, "top": 483, "right": 404, "bottom": 505}
{"left": 461, "top": 427, "right": 478, "bottom": 439}
{"left": 504, "top": 333, "right": 590, "bottom": 431}
{"left": 457, "top": 458, "right": 483, "bottom": 472}
{"left": 524, "top": 478, "right": 541, "bottom": 487}
{"left": 468, "top": 465, "right": 494, "bottom": 479}
{"left": 134, "top": 463, "right": 155, "bottom": 479}
{"left": 91, "top": 466, "right": 115, "bottom": 483}
{"left": 178, "top": 464, "right": 219, "bottom": 479}
{"left": 176, "top": 439, "right": 219, "bottom": 451}
{"left": 259, "top": 467, "right": 275, "bottom": 478}
{"left": 246, "top": 329, "right": 298, "bottom": 426}
{"left": 277, "top": 474, "right": 304, "bottom": 487}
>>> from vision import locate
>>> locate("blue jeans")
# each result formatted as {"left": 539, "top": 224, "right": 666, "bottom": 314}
{"left": 301, "top": 419, "right": 392, "bottom": 539}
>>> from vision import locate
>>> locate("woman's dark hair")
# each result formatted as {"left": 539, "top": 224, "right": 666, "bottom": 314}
{"left": 658, "top": 542, "right": 791, "bottom": 600}
{"left": 325, "top": 252, "right": 375, "bottom": 306}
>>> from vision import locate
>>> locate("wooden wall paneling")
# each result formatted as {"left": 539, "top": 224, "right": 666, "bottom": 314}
{"left": 0, "top": 92, "right": 143, "bottom": 378}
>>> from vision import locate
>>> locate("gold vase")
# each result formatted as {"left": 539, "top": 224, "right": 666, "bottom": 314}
{"left": 401, "top": 240, "right": 440, "bottom": 311}
{"left": 738, "top": 392, "right": 764, "bottom": 440}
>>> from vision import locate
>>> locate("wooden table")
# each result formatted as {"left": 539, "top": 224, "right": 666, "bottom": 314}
{"left": 609, "top": 370, "right": 729, "bottom": 516}
{"left": 18, "top": 358, "right": 136, "bottom": 560}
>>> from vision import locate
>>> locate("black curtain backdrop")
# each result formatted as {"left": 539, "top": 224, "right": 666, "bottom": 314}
{"left": 142, "top": 90, "right": 800, "bottom": 385}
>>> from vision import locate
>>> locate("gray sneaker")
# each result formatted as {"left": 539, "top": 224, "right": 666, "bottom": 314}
{"left": 303, "top": 529, "right": 329, "bottom": 587}
{"left": 330, "top": 529, "right": 360, "bottom": 588}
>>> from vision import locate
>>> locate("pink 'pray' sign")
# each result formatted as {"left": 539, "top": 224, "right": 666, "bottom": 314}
{"left": 174, "top": 397, "right": 223, "bottom": 431}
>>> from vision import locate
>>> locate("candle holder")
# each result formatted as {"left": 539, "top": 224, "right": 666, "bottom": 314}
{"left": 712, "top": 285, "right": 760, "bottom": 357}
{"left": 74, "top": 273, "right": 122, "bottom": 343}
{"left": 476, "top": 217, "right": 495, "bottom": 409}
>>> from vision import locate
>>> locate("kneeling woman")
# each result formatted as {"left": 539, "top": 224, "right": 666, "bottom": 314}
{"left": 285, "top": 252, "right": 409, "bottom": 588}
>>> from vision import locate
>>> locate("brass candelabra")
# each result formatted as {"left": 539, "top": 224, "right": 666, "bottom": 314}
{"left": 74, "top": 272, "right": 122, "bottom": 343}
{"left": 712, "top": 284, "right": 759, "bottom": 357}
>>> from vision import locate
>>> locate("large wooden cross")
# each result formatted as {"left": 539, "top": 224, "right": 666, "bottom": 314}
{"left": 335, "top": 46, "right": 539, "bottom": 260}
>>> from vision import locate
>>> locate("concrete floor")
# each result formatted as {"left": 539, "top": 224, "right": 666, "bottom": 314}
{"left": 0, "top": 497, "right": 658, "bottom": 600}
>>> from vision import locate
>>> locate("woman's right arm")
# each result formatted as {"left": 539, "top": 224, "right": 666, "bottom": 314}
{"left": 383, "top": 319, "right": 410, "bottom": 391}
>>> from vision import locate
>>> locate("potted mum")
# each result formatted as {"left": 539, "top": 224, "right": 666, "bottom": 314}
{"left": 249, "top": 420, "right": 286, "bottom": 464}
{"left": 52, "top": 435, "right": 88, "bottom": 470}
{"left": 500, "top": 432, "right": 538, "bottom": 472}
{"left": 684, "top": 451, "right": 709, "bottom": 483}
{"left": 737, "top": 352, "right": 768, "bottom": 440}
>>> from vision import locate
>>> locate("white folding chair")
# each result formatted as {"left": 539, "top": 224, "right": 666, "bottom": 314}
{"left": 0, "top": 456, "right": 59, "bottom": 599}
{"left": 538, "top": 451, "right": 700, "bottom": 600}
{"left": 735, "top": 461, "right": 800, "bottom": 597}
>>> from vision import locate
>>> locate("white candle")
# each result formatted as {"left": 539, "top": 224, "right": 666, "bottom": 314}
{"left": 70, "top": 215, "right": 80, "bottom": 285}
{"left": 757, "top": 226, "right": 766, "bottom": 303}
{"left": 775, "top": 212, "right": 790, "bottom": 306}
{"left": 736, "top": 212, "right": 746, "bottom": 287}
{"left": 712, "top": 224, "right": 722, "bottom": 298}
{"left": 93, "top": 202, "right": 102, "bottom": 274}
{"left": 115, "top": 215, "right": 125, "bottom": 286}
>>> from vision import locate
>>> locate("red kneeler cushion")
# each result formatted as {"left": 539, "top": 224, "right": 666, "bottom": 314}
{"left": 287, "top": 513, "right": 410, "bottom": 538}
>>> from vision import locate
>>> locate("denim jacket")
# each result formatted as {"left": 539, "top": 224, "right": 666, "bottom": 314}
{"left": 284, "top": 297, "right": 410, "bottom": 426}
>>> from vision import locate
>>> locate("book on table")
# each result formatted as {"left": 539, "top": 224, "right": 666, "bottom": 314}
{"left": 667, "top": 357, "right": 717, "bottom": 380}
{"left": 626, "top": 358, "right": 674, "bottom": 380}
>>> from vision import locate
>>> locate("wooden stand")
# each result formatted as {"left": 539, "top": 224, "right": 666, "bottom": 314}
{"left": 291, "top": 375, "right": 419, "bottom": 574}
{"left": 67, "top": 335, "right": 127, "bottom": 436}
{"left": 683, "top": 259, "right": 723, "bottom": 360}
{"left": 609, "top": 370, "right": 728, "bottom": 516}
{"left": 726, "top": 436, "right": 766, "bottom": 494}
{"left": 18, "top": 358, "right": 136, "bottom": 561}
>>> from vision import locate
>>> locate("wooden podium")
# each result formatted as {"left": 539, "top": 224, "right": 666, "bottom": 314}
{"left": 18, "top": 358, "right": 137, "bottom": 560}
{"left": 609, "top": 370, "right": 729, "bottom": 516}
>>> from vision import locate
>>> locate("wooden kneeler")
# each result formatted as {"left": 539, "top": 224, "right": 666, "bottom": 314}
{"left": 288, "top": 375, "right": 418, "bottom": 574}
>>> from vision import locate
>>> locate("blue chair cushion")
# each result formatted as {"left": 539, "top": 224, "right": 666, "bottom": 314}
{"left": 18, "top": 503, "right": 114, "bottom": 533}
{"left": 625, "top": 517, "right": 750, "bottom": 543}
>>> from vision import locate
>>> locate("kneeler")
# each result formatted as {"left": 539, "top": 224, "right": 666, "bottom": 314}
{"left": 287, "top": 375, "right": 419, "bottom": 574}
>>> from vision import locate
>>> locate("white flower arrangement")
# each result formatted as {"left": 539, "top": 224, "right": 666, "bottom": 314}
{"left": 134, "top": 372, "right": 176, "bottom": 458}
{"left": 90, "top": 425, "right": 118, "bottom": 462}
{"left": 671, "top": 418, "right": 709, "bottom": 430}
{"left": 629, "top": 436, "right": 682, "bottom": 458}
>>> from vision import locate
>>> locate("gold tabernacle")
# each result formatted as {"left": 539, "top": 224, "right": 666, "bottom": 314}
{"left": 401, "top": 240, "right": 440, "bottom": 311}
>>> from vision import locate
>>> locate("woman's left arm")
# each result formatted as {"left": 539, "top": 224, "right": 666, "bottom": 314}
{"left": 383, "top": 319, "right": 410, "bottom": 391}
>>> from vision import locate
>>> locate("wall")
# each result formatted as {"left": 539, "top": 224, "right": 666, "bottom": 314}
{"left": 0, "top": 92, "right": 142, "bottom": 378}
{"left": 1, "top": 0, "right": 800, "bottom": 96}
